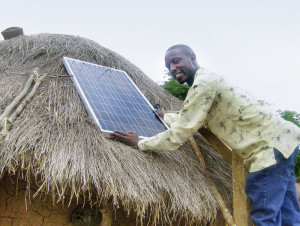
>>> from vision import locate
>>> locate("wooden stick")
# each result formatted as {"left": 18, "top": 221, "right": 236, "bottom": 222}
{"left": 0, "top": 72, "right": 36, "bottom": 128}
{"left": 232, "top": 152, "right": 252, "bottom": 226}
{"left": 0, "top": 72, "right": 47, "bottom": 141}
{"left": 100, "top": 200, "right": 112, "bottom": 226}
{"left": 9, "top": 73, "right": 47, "bottom": 122}
{"left": 189, "top": 137, "right": 236, "bottom": 226}
{"left": 198, "top": 127, "right": 232, "bottom": 164}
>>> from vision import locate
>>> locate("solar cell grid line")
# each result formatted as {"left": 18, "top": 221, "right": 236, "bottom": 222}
{"left": 107, "top": 74, "right": 148, "bottom": 132}
{"left": 63, "top": 57, "right": 168, "bottom": 138}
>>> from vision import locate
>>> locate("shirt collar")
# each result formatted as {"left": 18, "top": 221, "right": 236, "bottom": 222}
{"left": 194, "top": 67, "right": 205, "bottom": 82}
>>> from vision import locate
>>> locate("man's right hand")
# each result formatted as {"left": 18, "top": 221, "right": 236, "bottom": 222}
{"left": 155, "top": 109, "right": 165, "bottom": 119}
{"left": 110, "top": 130, "right": 139, "bottom": 149}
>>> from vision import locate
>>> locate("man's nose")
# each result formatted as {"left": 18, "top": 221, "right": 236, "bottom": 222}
{"left": 170, "top": 64, "right": 177, "bottom": 74}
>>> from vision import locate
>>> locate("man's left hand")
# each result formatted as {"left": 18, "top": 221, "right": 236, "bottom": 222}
{"left": 110, "top": 130, "right": 139, "bottom": 149}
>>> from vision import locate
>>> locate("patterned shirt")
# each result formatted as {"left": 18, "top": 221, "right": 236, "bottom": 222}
{"left": 138, "top": 68, "right": 300, "bottom": 172}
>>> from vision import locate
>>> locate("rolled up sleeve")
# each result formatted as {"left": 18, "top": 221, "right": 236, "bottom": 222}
{"left": 138, "top": 80, "right": 216, "bottom": 152}
{"left": 164, "top": 113, "right": 178, "bottom": 126}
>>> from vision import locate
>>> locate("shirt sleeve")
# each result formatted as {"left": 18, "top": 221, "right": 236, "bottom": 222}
{"left": 138, "top": 79, "right": 216, "bottom": 152}
{"left": 164, "top": 113, "right": 178, "bottom": 126}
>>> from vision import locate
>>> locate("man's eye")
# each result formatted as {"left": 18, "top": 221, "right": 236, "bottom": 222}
{"left": 173, "top": 59, "right": 179, "bottom": 64}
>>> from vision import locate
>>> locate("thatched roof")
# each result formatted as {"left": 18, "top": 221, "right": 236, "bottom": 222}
{"left": 0, "top": 34, "right": 232, "bottom": 225}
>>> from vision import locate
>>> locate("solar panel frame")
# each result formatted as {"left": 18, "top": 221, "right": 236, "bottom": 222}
{"left": 63, "top": 57, "right": 168, "bottom": 138}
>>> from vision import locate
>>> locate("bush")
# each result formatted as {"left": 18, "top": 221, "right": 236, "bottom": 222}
{"left": 277, "top": 110, "right": 300, "bottom": 182}
{"left": 161, "top": 77, "right": 190, "bottom": 100}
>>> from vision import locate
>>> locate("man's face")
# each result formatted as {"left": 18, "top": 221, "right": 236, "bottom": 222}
{"left": 165, "top": 48, "right": 197, "bottom": 86}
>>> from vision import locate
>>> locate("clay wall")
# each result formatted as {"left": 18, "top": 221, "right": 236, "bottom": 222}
{"left": 0, "top": 175, "right": 138, "bottom": 226}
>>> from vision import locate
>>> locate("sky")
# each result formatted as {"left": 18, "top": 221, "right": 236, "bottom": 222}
{"left": 1, "top": 0, "right": 300, "bottom": 112}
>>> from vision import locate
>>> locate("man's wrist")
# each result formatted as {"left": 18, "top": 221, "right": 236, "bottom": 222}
{"left": 134, "top": 142, "right": 139, "bottom": 149}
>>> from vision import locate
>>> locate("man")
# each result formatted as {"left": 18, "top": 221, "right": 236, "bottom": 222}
{"left": 110, "top": 44, "right": 300, "bottom": 225}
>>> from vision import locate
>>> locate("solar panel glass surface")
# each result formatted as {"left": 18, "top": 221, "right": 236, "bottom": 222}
{"left": 63, "top": 57, "right": 168, "bottom": 138}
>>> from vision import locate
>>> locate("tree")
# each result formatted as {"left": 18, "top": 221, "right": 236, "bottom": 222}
{"left": 277, "top": 110, "right": 300, "bottom": 127}
{"left": 277, "top": 110, "right": 300, "bottom": 182}
{"left": 161, "top": 77, "right": 190, "bottom": 100}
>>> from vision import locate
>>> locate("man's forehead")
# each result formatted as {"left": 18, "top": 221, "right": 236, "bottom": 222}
{"left": 165, "top": 48, "right": 188, "bottom": 60}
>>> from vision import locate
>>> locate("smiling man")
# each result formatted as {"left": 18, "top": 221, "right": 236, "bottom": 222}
{"left": 110, "top": 44, "right": 300, "bottom": 225}
{"left": 165, "top": 45, "right": 199, "bottom": 85}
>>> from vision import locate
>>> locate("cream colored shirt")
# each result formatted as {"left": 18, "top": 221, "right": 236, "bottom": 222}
{"left": 138, "top": 68, "right": 300, "bottom": 172}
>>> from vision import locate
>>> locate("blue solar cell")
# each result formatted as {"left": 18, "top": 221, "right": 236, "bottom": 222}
{"left": 63, "top": 57, "right": 168, "bottom": 138}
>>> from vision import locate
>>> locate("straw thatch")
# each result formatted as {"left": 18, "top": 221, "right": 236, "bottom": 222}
{"left": 0, "top": 33, "right": 232, "bottom": 225}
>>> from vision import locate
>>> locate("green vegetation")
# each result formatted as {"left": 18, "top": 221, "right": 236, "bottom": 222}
{"left": 277, "top": 110, "right": 300, "bottom": 127}
{"left": 277, "top": 110, "right": 300, "bottom": 182}
{"left": 161, "top": 77, "right": 190, "bottom": 100}
{"left": 161, "top": 78, "right": 300, "bottom": 181}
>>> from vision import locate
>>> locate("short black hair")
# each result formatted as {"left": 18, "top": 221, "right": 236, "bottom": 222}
{"left": 166, "top": 44, "right": 195, "bottom": 56}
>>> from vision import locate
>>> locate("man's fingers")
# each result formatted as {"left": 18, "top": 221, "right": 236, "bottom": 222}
{"left": 110, "top": 130, "right": 134, "bottom": 141}
{"left": 112, "top": 130, "right": 137, "bottom": 137}
{"left": 155, "top": 109, "right": 165, "bottom": 118}
{"left": 110, "top": 133, "right": 123, "bottom": 139}
{"left": 110, "top": 130, "right": 139, "bottom": 148}
{"left": 110, "top": 131, "right": 125, "bottom": 140}
{"left": 113, "top": 130, "right": 128, "bottom": 136}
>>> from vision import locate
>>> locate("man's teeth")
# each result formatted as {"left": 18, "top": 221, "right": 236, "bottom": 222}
{"left": 176, "top": 73, "right": 182, "bottom": 79}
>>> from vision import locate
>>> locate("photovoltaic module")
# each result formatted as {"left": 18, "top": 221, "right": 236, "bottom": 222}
{"left": 63, "top": 57, "right": 168, "bottom": 138}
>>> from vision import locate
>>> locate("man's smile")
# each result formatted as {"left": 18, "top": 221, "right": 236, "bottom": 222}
{"left": 176, "top": 73, "right": 184, "bottom": 79}
{"left": 173, "top": 70, "right": 186, "bottom": 82}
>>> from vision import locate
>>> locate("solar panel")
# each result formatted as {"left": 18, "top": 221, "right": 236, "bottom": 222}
{"left": 63, "top": 57, "right": 168, "bottom": 138}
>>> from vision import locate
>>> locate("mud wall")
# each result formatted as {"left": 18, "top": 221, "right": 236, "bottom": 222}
{"left": 0, "top": 175, "right": 138, "bottom": 226}
{"left": 0, "top": 174, "right": 212, "bottom": 225}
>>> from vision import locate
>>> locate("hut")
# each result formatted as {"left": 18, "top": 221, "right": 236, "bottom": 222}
{"left": 0, "top": 33, "right": 233, "bottom": 225}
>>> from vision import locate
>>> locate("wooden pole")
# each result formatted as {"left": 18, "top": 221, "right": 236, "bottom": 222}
{"left": 189, "top": 137, "right": 236, "bottom": 226}
{"left": 198, "top": 128, "right": 252, "bottom": 226}
{"left": 198, "top": 128, "right": 232, "bottom": 164}
{"left": 165, "top": 112, "right": 252, "bottom": 225}
{"left": 0, "top": 72, "right": 35, "bottom": 127}
{"left": 232, "top": 152, "right": 253, "bottom": 226}
{"left": 208, "top": 211, "right": 226, "bottom": 226}
{"left": 100, "top": 200, "right": 112, "bottom": 226}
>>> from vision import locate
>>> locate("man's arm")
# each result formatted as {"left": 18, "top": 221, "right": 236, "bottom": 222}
{"left": 138, "top": 80, "right": 215, "bottom": 151}
{"left": 111, "top": 77, "right": 216, "bottom": 151}
{"left": 164, "top": 112, "right": 178, "bottom": 126}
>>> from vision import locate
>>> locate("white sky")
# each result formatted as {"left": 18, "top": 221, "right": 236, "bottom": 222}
{"left": 1, "top": 0, "right": 300, "bottom": 112}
